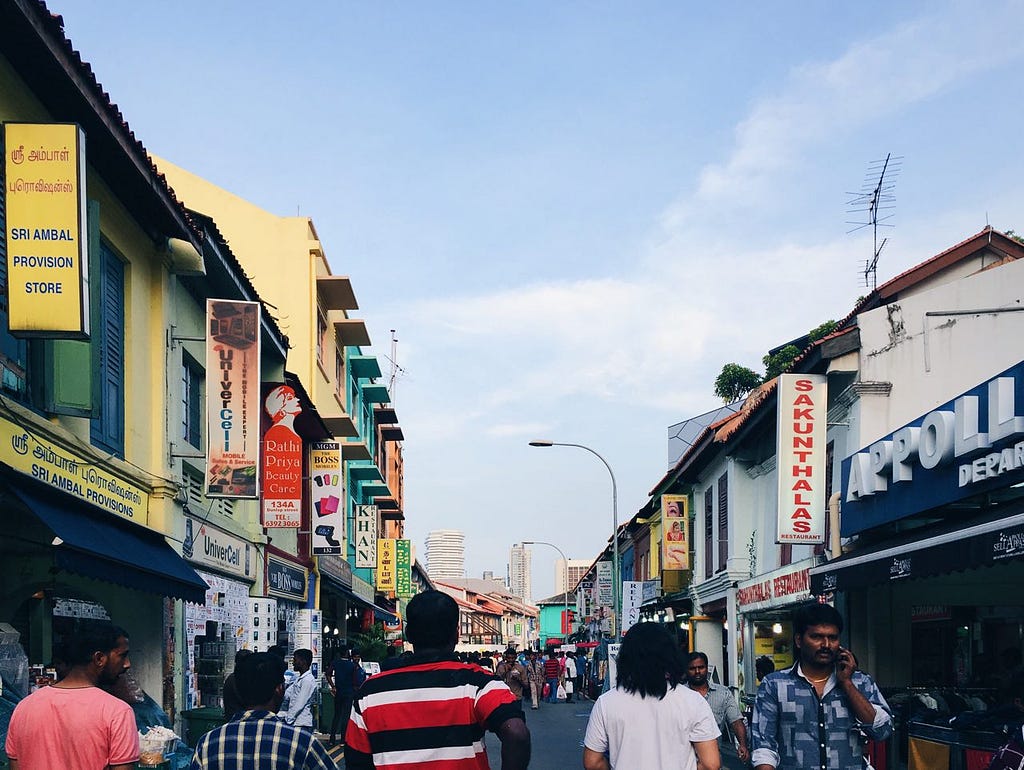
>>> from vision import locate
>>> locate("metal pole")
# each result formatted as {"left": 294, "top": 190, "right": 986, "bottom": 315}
{"left": 522, "top": 540, "right": 570, "bottom": 643}
{"left": 528, "top": 441, "right": 620, "bottom": 640}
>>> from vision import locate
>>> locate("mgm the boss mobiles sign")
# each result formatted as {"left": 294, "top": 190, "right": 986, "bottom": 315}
{"left": 3, "top": 123, "right": 90, "bottom": 337}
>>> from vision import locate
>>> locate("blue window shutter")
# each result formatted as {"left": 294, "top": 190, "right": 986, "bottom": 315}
{"left": 89, "top": 241, "right": 124, "bottom": 455}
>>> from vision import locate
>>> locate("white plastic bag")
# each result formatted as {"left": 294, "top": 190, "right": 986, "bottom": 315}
{"left": 556, "top": 683, "right": 567, "bottom": 700}
{"left": 564, "top": 679, "right": 574, "bottom": 694}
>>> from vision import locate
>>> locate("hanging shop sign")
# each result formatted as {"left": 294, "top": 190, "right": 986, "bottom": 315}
{"left": 267, "top": 555, "right": 308, "bottom": 602}
{"left": 596, "top": 561, "right": 613, "bottom": 606}
{"left": 777, "top": 374, "right": 827, "bottom": 544}
{"left": 0, "top": 417, "right": 148, "bottom": 522}
{"left": 182, "top": 516, "right": 255, "bottom": 581}
{"left": 641, "top": 579, "right": 661, "bottom": 604}
{"left": 351, "top": 574, "right": 374, "bottom": 604}
{"left": 354, "top": 505, "right": 378, "bottom": 568}
{"left": 309, "top": 441, "right": 343, "bottom": 554}
{"left": 621, "top": 581, "right": 643, "bottom": 635}
{"left": 318, "top": 554, "right": 352, "bottom": 589}
{"left": 3, "top": 123, "right": 90, "bottom": 338}
{"left": 661, "top": 494, "right": 689, "bottom": 569}
{"left": 842, "top": 361, "right": 1024, "bottom": 536}
{"left": 205, "top": 300, "right": 260, "bottom": 499}
{"left": 376, "top": 538, "right": 396, "bottom": 592}
{"left": 395, "top": 538, "right": 412, "bottom": 598}
{"left": 260, "top": 382, "right": 302, "bottom": 527}
{"left": 736, "top": 559, "right": 813, "bottom": 612}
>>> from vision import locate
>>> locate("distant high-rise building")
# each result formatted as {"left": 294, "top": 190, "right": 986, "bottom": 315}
{"left": 425, "top": 530, "right": 465, "bottom": 579}
{"left": 555, "top": 558, "right": 592, "bottom": 594}
{"left": 509, "top": 543, "right": 531, "bottom": 601}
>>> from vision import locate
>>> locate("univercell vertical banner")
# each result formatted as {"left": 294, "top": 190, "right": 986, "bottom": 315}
{"left": 777, "top": 373, "right": 828, "bottom": 544}
{"left": 310, "top": 441, "right": 344, "bottom": 554}
{"left": 206, "top": 300, "right": 261, "bottom": 498}
{"left": 3, "top": 123, "right": 90, "bottom": 337}
{"left": 661, "top": 494, "right": 689, "bottom": 570}
{"left": 260, "top": 383, "right": 302, "bottom": 527}
{"left": 395, "top": 539, "right": 412, "bottom": 598}
{"left": 354, "top": 505, "right": 378, "bottom": 568}
{"left": 377, "top": 538, "right": 396, "bottom": 592}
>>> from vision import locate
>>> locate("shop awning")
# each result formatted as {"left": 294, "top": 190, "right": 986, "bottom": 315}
{"left": 810, "top": 507, "right": 1024, "bottom": 595}
{"left": 320, "top": 573, "right": 398, "bottom": 624}
{"left": 7, "top": 478, "right": 209, "bottom": 604}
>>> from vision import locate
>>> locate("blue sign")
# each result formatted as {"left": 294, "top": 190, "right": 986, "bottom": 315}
{"left": 841, "top": 360, "right": 1024, "bottom": 536}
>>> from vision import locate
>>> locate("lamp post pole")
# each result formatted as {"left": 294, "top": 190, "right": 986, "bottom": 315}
{"left": 529, "top": 440, "right": 620, "bottom": 640}
{"left": 521, "top": 540, "right": 571, "bottom": 644}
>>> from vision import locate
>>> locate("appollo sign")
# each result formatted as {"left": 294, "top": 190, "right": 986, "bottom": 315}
{"left": 842, "top": 361, "right": 1024, "bottom": 535}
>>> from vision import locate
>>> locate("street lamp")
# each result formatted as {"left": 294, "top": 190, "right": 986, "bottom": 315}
{"left": 528, "top": 440, "right": 620, "bottom": 640}
{"left": 521, "top": 540, "right": 571, "bottom": 645}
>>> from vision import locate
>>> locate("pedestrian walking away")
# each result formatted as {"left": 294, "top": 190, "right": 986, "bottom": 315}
{"left": 543, "top": 652, "right": 562, "bottom": 704}
{"left": 345, "top": 590, "right": 531, "bottom": 770}
{"left": 687, "top": 651, "right": 750, "bottom": 764}
{"left": 583, "top": 622, "right": 721, "bottom": 770}
{"left": 327, "top": 646, "right": 366, "bottom": 745}
{"left": 563, "top": 652, "right": 577, "bottom": 703}
{"left": 751, "top": 603, "right": 893, "bottom": 770}
{"left": 222, "top": 648, "right": 253, "bottom": 721}
{"left": 190, "top": 652, "right": 335, "bottom": 770}
{"left": 5, "top": 622, "right": 139, "bottom": 770}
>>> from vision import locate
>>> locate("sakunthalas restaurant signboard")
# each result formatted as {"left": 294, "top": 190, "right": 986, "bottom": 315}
{"left": 776, "top": 374, "right": 827, "bottom": 544}
{"left": 206, "top": 300, "right": 260, "bottom": 498}
{"left": 3, "top": 123, "right": 90, "bottom": 337}
{"left": 842, "top": 360, "right": 1024, "bottom": 536}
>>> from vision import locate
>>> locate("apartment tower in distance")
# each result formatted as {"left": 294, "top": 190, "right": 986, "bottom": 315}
{"left": 508, "top": 543, "right": 532, "bottom": 602}
{"left": 555, "top": 559, "right": 593, "bottom": 594}
{"left": 425, "top": 529, "right": 466, "bottom": 580}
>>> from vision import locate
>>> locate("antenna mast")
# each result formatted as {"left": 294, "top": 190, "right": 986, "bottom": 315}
{"left": 846, "top": 153, "right": 902, "bottom": 290}
{"left": 389, "top": 329, "right": 399, "bottom": 399}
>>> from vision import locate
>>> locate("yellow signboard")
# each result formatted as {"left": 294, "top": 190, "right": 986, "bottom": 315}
{"left": 376, "top": 538, "right": 396, "bottom": 592}
{"left": 0, "top": 416, "right": 148, "bottom": 522}
{"left": 3, "top": 123, "right": 90, "bottom": 337}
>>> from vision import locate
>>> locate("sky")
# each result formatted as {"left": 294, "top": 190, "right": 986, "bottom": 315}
{"left": 55, "top": 0, "right": 1024, "bottom": 603}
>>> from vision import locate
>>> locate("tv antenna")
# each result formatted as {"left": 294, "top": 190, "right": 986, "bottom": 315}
{"left": 387, "top": 329, "right": 405, "bottom": 400}
{"left": 847, "top": 153, "right": 902, "bottom": 290}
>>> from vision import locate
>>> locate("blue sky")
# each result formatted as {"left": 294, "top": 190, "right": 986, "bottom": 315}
{"left": 57, "top": 0, "right": 1024, "bottom": 602}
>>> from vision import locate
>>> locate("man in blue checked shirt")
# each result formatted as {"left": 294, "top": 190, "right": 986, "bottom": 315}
{"left": 751, "top": 603, "right": 892, "bottom": 770}
{"left": 191, "top": 652, "right": 334, "bottom": 770}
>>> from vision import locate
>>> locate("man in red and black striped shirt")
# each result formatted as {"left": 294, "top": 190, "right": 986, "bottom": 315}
{"left": 345, "top": 590, "right": 531, "bottom": 770}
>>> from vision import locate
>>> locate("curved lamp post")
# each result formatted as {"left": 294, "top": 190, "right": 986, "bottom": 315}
{"left": 528, "top": 440, "right": 620, "bottom": 640}
{"left": 522, "top": 540, "right": 571, "bottom": 645}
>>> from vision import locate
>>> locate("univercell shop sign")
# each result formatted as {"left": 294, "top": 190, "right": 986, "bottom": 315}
{"left": 182, "top": 516, "right": 254, "bottom": 581}
{"left": 776, "top": 374, "right": 827, "bottom": 544}
{"left": 3, "top": 123, "right": 90, "bottom": 337}
{"left": 842, "top": 361, "right": 1024, "bottom": 536}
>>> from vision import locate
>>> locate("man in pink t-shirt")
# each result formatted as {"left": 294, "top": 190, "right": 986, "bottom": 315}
{"left": 5, "top": 622, "right": 139, "bottom": 770}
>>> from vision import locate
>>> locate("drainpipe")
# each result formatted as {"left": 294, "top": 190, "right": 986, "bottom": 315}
{"left": 829, "top": 492, "right": 842, "bottom": 557}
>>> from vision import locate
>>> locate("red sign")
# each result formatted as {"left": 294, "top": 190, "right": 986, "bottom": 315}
{"left": 776, "top": 374, "right": 827, "bottom": 543}
{"left": 261, "top": 383, "right": 303, "bottom": 527}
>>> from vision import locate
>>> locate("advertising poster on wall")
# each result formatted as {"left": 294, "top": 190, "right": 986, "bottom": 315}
{"left": 3, "top": 123, "right": 90, "bottom": 337}
{"left": 776, "top": 374, "right": 827, "bottom": 544}
{"left": 206, "top": 300, "right": 261, "bottom": 498}
{"left": 260, "top": 383, "right": 303, "bottom": 527}
{"left": 661, "top": 494, "right": 689, "bottom": 570}
{"left": 395, "top": 539, "right": 412, "bottom": 598}
{"left": 377, "top": 538, "right": 396, "bottom": 592}
{"left": 355, "top": 505, "right": 378, "bottom": 568}
{"left": 309, "top": 441, "right": 343, "bottom": 554}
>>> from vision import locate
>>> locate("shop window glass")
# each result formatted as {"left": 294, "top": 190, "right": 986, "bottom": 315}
{"left": 89, "top": 241, "right": 124, "bottom": 456}
{"left": 182, "top": 354, "right": 203, "bottom": 449}
{"left": 704, "top": 487, "right": 713, "bottom": 579}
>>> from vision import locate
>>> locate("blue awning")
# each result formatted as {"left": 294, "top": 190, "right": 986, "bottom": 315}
{"left": 7, "top": 476, "right": 210, "bottom": 604}
{"left": 320, "top": 572, "right": 398, "bottom": 624}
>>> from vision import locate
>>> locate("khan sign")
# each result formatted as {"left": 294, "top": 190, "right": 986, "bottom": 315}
{"left": 776, "top": 374, "right": 827, "bottom": 544}
{"left": 3, "top": 123, "right": 89, "bottom": 337}
{"left": 354, "top": 505, "right": 378, "bottom": 568}
{"left": 842, "top": 361, "right": 1024, "bottom": 536}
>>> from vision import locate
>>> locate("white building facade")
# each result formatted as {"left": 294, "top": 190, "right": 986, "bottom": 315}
{"left": 425, "top": 529, "right": 466, "bottom": 580}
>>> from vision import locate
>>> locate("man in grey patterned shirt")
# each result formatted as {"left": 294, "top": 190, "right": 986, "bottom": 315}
{"left": 751, "top": 604, "right": 892, "bottom": 770}
{"left": 687, "top": 651, "right": 750, "bottom": 764}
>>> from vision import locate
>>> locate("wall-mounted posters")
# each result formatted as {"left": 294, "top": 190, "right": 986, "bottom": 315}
{"left": 354, "top": 505, "right": 378, "bottom": 568}
{"left": 310, "top": 441, "right": 344, "bottom": 554}
{"left": 3, "top": 123, "right": 90, "bottom": 338}
{"left": 260, "top": 383, "right": 302, "bottom": 527}
{"left": 661, "top": 494, "right": 689, "bottom": 570}
{"left": 206, "top": 300, "right": 261, "bottom": 499}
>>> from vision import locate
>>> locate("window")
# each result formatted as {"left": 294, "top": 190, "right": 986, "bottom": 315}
{"left": 90, "top": 241, "right": 125, "bottom": 455}
{"left": 182, "top": 355, "right": 203, "bottom": 449}
{"left": 316, "top": 309, "right": 328, "bottom": 369}
{"left": 335, "top": 348, "right": 344, "bottom": 399}
{"left": 704, "top": 487, "right": 714, "bottom": 579}
{"left": 717, "top": 473, "right": 728, "bottom": 571}
{"left": 815, "top": 440, "right": 836, "bottom": 556}
{"left": 183, "top": 470, "right": 234, "bottom": 518}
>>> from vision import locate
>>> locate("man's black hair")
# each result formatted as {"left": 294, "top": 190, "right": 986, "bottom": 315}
{"left": 235, "top": 652, "right": 287, "bottom": 708}
{"left": 405, "top": 591, "right": 458, "bottom": 649}
{"left": 615, "top": 622, "right": 685, "bottom": 700}
{"left": 234, "top": 648, "right": 253, "bottom": 666}
{"left": 267, "top": 644, "right": 288, "bottom": 659}
{"left": 294, "top": 648, "right": 313, "bottom": 666}
{"left": 793, "top": 603, "right": 844, "bottom": 636}
{"left": 687, "top": 651, "right": 709, "bottom": 666}
{"left": 65, "top": 622, "right": 129, "bottom": 667}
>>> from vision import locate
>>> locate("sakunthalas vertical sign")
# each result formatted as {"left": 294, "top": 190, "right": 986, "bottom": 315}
{"left": 310, "top": 441, "right": 344, "bottom": 554}
{"left": 354, "top": 505, "right": 378, "bottom": 568}
{"left": 261, "top": 383, "right": 303, "bottom": 527}
{"left": 776, "top": 374, "right": 827, "bottom": 543}
{"left": 376, "top": 538, "right": 396, "bottom": 592}
{"left": 395, "top": 539, "right": 412, "bottom": 598}
{"left": 206, "top": 300, "right": 260, "bottom": 498}
{"left": 3, "top": 123, "right": 89, "bottom": 337}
